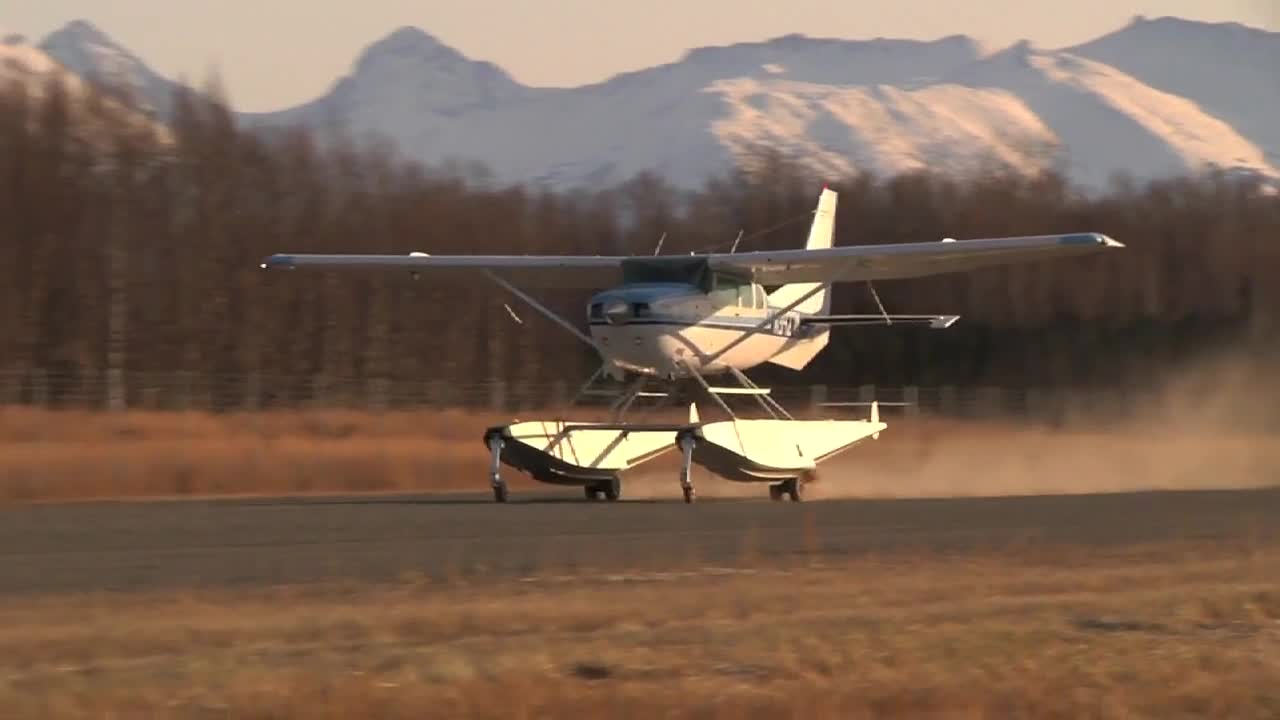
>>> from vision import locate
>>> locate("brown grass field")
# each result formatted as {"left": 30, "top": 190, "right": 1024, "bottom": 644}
{"left": 2, "top": 538, "right": 1278, "bottom": 718}
{"left": 2, "top": 376, "right": 1278, "bottom": 717}
{"left": 0, "top": 403, "right": 1276, "bottom": 503}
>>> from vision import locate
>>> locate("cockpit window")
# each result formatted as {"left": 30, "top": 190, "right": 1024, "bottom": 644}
{"left": 708, "top": 273, "right": 746, "bottom": 308}
{"left": 589, "top": 302, "right": 603, "bottom": 320}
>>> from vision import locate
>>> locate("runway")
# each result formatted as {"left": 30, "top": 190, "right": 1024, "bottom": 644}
{"left": 2, "top": 487, "right": 1278, "bottom": 597}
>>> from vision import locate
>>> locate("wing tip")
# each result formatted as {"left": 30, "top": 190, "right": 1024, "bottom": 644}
{"left": 260, "top": 254, "right": 295, "bottom": 269}
{"left": 1060, "top": 232, "right": 1125, "bottom": 249}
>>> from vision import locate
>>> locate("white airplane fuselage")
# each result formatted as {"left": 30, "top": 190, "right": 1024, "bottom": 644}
{"left": 586, "top": 282, "right": 822, "bottom": 379}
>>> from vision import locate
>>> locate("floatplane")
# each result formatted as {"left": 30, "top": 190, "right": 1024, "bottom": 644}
{"left": 262, "top": 187, "right": 1122, "bottom": 503}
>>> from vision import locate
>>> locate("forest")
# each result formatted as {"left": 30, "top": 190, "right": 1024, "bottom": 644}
{"left": 1, "top": 76, "right": 1276, "bottom": 409}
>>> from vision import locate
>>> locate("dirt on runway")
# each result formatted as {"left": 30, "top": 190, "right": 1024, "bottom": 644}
{"left": 2, "top": 486, "right": 1278, "bottom": 597}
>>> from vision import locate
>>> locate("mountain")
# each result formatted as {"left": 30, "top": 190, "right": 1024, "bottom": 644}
{"left": 242, "top": 27, "right": 534, "bottom": 151}
{"left": 0, "top": 34, "right": 167, "bottom": 146}
{"left": 38, "top": 19, "right": 184, "bottom": 118}
{"left": 1070, "top": 15, "right": 1280, "bottom": 167}
{"left": 941, "top": 40, "right": 1274, "bottom": 189}
{"left": 24, "top": 17, "right": 1280, "bottom": 191}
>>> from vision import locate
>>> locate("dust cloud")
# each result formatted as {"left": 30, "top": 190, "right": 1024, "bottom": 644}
{"left": 623, "top": 351, "right": 1279, "bottom": 501}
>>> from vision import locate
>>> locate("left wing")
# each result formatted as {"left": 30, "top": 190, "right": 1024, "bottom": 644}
{"left": 261, "top": 252, "right": 626, "bottom": 288}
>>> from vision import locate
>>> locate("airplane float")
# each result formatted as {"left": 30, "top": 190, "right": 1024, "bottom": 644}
{"left": 262, "top": 187, "right": 1122, "bottom": 503}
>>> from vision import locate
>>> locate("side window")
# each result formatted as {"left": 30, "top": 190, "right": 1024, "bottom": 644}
{"left": 753, "top": 284, "right": 765, "bottom": 309}
{"left": 737, "top": 283, "right": 752, "bottom": 308}
{"left": 708, "top": 274, "right": 738, "bottom": 307}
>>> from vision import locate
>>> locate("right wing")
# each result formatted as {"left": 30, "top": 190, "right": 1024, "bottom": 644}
{"left": 708, "top": 232, "right": 1124, "bottom": 285}
{"left": 801, "top": 314, "right": 960, "bottom": 329}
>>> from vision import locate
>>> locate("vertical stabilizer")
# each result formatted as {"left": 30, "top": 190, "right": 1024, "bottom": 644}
{"left": 767, "top": 186, "right": 836, "bottom": 316}
{"left": 767, "top": 187, "right": 836, "bottom": 370}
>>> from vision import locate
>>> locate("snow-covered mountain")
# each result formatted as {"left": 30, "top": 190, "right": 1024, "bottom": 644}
{"left": 0, "top": 34, "right": 167, "bottom": 145}
{"left": 38, "top": 19, "right": 184, "bottom": 118}
{"left": 1069, "top": 16, "right": 1280, "bottom": 168}
{"left": 21, "top": 17, "right": 1280, "bottom": 191}
{"left": 242, "top": 27, "right": 533, "bottom": 152}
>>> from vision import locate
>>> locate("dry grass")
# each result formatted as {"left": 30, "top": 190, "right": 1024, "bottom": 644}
{"left": 1, "top": 539, "right": 1278, "bottom": 718}
{"left": 0, "top": 405, "right": 1276, "bottom": 503}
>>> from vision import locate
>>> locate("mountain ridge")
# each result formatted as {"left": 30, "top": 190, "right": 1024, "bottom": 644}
{"left": 25, "top": 17, "right": 1280, "bottom": 191}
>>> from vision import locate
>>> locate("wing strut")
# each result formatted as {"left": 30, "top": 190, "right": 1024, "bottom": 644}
{"left": 482, "top": 270, "right": 595, "bottom": 349}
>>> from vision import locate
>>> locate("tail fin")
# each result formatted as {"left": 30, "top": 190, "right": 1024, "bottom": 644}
{"left": 767, "top": 187, "right": 836, "bottom": 315}
{"left": 767, "top": 187, "right": 836, "bottom": 370}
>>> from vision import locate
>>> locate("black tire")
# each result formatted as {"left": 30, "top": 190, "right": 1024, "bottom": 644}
{"left": 784, "top": 478, "right": 802, "bottom": 502}
{"left": 493, "top": 485, "right": 509, "bottom": 503}
{"left": 682, "top": 487, "right": 696, "bottom": 504}
{"left": 603, "top": 476, "right": 621, "bottom": 502}
{"left": 584, "top": 486, "right": 600, "bottom": 501}
{"left": 769, "top": 484, "right": 784, "bottom": 501}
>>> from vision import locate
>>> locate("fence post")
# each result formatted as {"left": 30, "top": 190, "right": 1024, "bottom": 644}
{"left": 978, "top": 386, "right": 1003, "bottom": 418}
{"left": 858, "top": 384, "right": 876, "bottom": 403}
{"left": 939, "top": 385, "right": 957, "bottom": 416}
{"left": 809, "top": 385, "right": 827, "bottom": 411}
{"left": 30, "top": 369, "right": 48, "bottom": 409}
{"left": 2, "top": 370, "right": 20, "bottom": 406}
{"left": 489, "top": 380, "right": 507, "bottom": 413}
{"left": 550, "top": 380, "right": 569, "bottom": 411}
{"left": 367, "top": 377, "right": 389, "bottom": 413}
{"left": 243, "top": 373, "right": 261, "bottom": 411}
{"left": 903, "top": 386, "right": 920, "bottom": 417}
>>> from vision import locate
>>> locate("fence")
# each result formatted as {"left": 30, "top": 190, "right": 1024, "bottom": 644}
{"left": 0, "top": 369, "right": 1175, "bottom": 425}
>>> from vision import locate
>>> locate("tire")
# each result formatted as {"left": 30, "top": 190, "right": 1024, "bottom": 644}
{"left": 784, "top": 478, "right": 802, "bottom": 502}
{"left": 602, "top": 476, "right": 621, "bottom": 502}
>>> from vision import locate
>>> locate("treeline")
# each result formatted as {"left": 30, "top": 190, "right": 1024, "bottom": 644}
{"left": 1, "top": 77, "right": 1276, "bottom": 407}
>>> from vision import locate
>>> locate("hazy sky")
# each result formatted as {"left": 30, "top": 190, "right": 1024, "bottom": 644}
{"left": 7, "top": 0, "right": 1278, "bottom": 111}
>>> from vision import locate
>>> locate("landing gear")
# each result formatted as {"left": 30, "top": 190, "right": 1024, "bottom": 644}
{"left": 584, "top": 476, "right": 621, "bottom": 502}
{"left": 486, "top": 431, "right": 509, "bottom": 503}
{"left": 769, "top": 477, "right": 803, "bottom": 502}
{"left": 677, "top": 432, "right": 697, "bottom": 503}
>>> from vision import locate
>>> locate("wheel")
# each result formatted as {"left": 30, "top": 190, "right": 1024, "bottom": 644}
{"left": 493, "top": 484, "right": 509, "bottom": 503}
{"left": 784, "top": 478, "right": 802, "bottom": 502}
{"left": 682, "top": 486, "right": 696, "bottom": 504}
{"left": 584, "top": 486, "right": 600, "bottom": 501}
{"left": 602, "top": 476, "right": 621, "bottom": 502}
{"left": 768, "top": 484, "right": 784, "bottom": 502}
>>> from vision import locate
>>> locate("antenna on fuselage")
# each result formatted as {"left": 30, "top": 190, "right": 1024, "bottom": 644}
{"left": 653, "top": 232, "right": 667, "bottom": 256}
{"left": 729, "top": 229, "right": 744, "bottom": 254}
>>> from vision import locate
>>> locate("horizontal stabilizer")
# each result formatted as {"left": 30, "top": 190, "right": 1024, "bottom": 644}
{"left": 560, "top": 422, "right": 698, "bottom": 433}
{"left": 581, "top": 389, "right": 670, "bottom": 398}
{"left": 706, "top": 386, "right": 771, "bottom": 395}
{"left": 801, "top": 314, "right": 959, "bottom": 329}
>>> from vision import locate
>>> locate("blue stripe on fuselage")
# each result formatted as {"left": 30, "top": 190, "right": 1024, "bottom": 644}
{"left": 589, "top": 313, "right": 800, "bottom": 338}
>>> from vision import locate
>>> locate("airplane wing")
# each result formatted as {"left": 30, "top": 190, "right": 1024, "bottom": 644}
{"left": 260, "top": 232, "right": 1121, "bottom": 288}
{"left": 260, "top": 253, "right": 625, "bottom": 288}
{"left": 707, "top": 232, "right": 1124, "bottom": 285}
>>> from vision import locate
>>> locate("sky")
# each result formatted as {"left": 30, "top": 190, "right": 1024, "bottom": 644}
{"left": 6, "top": 0, "right": 1278, "bottom": 112}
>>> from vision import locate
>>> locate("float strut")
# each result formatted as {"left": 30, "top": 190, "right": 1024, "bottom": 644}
{"left": 678, "top": 431, "right": 697, "bottom": 503}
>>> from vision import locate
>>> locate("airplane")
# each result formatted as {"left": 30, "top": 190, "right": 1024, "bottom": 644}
{"left": 261, "top": 186, "right": 1123, "bottom": 504}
